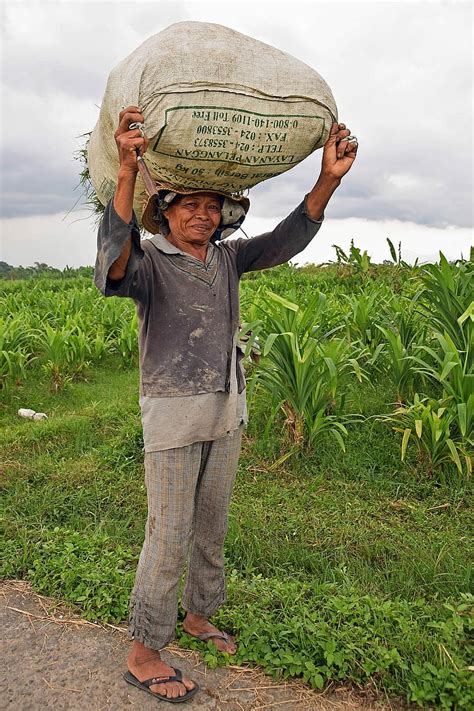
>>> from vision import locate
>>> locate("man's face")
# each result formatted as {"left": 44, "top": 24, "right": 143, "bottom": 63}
{"left": 163, "top": 192, "right": 222, "bottom": 245}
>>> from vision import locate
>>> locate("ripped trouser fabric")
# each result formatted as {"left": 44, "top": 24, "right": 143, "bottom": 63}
{"left": 128, "top": 427, "right": 243, "bottom": 650}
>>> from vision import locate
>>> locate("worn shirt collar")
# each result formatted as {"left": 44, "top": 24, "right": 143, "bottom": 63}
{"left": 149, "top": 232, "right": 215, "bottom": 264}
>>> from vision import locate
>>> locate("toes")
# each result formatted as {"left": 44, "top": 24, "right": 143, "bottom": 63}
{"left": 153, "top": 683, "right": 169, "bottom": 697}
{"left": 152, "top": 680, "right": 193, "bottom": 698}
{"left": 152, "top": 682, "right": 185, "bottom": 698}
{"left": 177, "top": 681, "right": 191, "bottom": 697}
{"left": 173, "top": 683, "right": 182, "bottom": 698}
{"left": 215, "top": 637, "right": 237, "bottom": 654}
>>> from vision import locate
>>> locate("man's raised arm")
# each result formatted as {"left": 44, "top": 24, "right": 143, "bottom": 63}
{"left": 107, "top": 106, "right": 148, "bottom": 281}
{"left": 305, "top": 121, "right": 358, "bottom": 220}
{"left": 232, "top": 122, "right": 359, "bottom": 275}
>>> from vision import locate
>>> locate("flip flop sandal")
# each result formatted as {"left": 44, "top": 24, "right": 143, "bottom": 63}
{"left": 123, "top": 667, "right": 199, "bottom": 704}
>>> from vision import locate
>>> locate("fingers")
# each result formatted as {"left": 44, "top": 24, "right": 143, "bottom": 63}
{"left": 126, "top": 136, "right": 146, "bottom": 151}
{"left": 321, "top": 121, "right": 358, "bottom": 179}
{"left": 336, "top": 129, "right": 350, "bottom": 143}
{"left": 114, "top": 105, "right": 149, "bottom": 168}
{"left": 347, "top": 141, "right": 358, "bottom": 157}
{"left": 325, "top": 121, "right": 339, "bottom": 145}
{"left": 116, "top": 134, "right": 147, "bottom": 158}
{"left": 116, "top": 105, "right": 145, "bottom": 136}
{"left": 332, "top": 123, "right": 358, "bottom": 158}
{"left": 337, "top": 137, "right": 358, "bottom": 159}
{"left": 139, "top": 133, "right": 149, "bottom": 156}
{"left": 118, "top": 105, "right": 142, "bottom": 123}
{"left": 326, "top": 122, "right": 351, "bottom": 146}
{"left": 115, "top": 130, "right": 146, "bottom": 148}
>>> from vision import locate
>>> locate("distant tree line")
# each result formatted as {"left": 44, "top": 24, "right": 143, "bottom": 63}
{"left": 0, "top": 261, "right": 94, "bottom": 280}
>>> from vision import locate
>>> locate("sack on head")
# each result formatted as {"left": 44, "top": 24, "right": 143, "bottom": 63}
{"left": 87, "top": 21, "right": 338, "bottom": 226}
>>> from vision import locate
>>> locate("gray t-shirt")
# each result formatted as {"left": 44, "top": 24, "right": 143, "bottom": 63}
{"left": 94, "top": 197, "right": 323, "bottom": 450}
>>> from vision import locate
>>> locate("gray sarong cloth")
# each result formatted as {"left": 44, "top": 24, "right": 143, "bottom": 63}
{"left": 128, "top": 427, "right": 243, "bottom": 650}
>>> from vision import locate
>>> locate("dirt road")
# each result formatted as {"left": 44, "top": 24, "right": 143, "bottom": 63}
{"left": 1, "top": 581, "right": 395, "bottom": 710}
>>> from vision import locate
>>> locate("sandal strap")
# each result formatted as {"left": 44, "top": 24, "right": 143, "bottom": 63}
{"left": 142, "top": 667, "right": 183, "bottom": 687}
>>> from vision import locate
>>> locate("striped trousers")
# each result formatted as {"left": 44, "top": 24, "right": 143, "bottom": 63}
{"left": 128, "top": 427, "right": 242, "bottom": 650}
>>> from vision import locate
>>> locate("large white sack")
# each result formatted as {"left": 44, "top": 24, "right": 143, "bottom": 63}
{"left": 88, "top": 21, "right": 337, "bottom": 223}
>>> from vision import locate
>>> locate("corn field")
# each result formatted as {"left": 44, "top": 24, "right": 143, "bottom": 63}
{"left": 1, "top": 247, "right": 473, "bottom": 478}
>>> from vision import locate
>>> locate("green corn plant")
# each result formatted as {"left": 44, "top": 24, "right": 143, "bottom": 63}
{"left": 415, "top": 331, "right": 473, "bottom": 405}
{"left": 381, "top": 296, "right": 426, "bottom": 403}
{"left": 0, "top": 349, "right": 29, "bottom": 389}
{"left": 89, "top": 326, "right": 110, "bottom": 362}
{"left": 332, "top": 240, "right": 372, "bottom": 273}
{"left": 376, "top": 302, "right": 426, "bottom": 404}
{"left": 343, "top": 288, "right": 388, "bottom": 357}
{"left": 378, "top": 394, "right": 472, "bottom": 478}
{"left": 36, "top": 324, "right": 72, "bottom": 365}
{"left": 386, "top": 237, "right": 418, "bottom": 269}
{"left": 0, "top": 316, "right": 32, "bottom": 353}
{"left": 35, "top": 323, "right": 91, "bottom": 389}
{"left": 99, "top": 299, "right": 134, "bottom": 340}
{"left": 412, "top": 331, "right": 473, "bottom": 460}
{"left": 67, "top": 330, "right": 92, "bottom": 376}
{"left": 253, "top": 291, "right": 356, "bottom": 454}
{"left": 418, "top": 252, "right": 473, "bottom": 354}
{"left": 0, "top": 317, "right": 33, "bottom": 388}
{"left": 409, "top": 253, "right": 473, "bottom": 457}
{"left": 36, "top": 324, "right": 73, "bottom": 390}
{"left": 114, "top": 311, "right": 139, "bottom": 366}
{"left": 390, "top": 295, "right": 425, "bottom": 349}
{"left": 377, "top": 325, "right": 414, "bottom": 404}
{"left": 315, "top": 337, "right": 366, "bottom": 412}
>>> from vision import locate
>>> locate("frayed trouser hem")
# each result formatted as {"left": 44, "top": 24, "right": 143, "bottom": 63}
{"left": 127, "top": 623, "right": 174, "bottom": 651}
{"left": 181, "top": 587, "right": 226, "bottom": 619}
{"left": 128, "top": 597, "right": 176, "bottom": 651}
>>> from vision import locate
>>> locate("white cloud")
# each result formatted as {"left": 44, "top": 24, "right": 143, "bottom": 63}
{"left": 0, "top": 0, "right": 472, "bottom": 233}
{"left": 290, "top": 218, "right": 473, "bottom": 266}
{"left": 1, "top": 207, "right": 471, "bottom": 270}
{"left": 1, "top": 210, "right": 99, "bottom": 269}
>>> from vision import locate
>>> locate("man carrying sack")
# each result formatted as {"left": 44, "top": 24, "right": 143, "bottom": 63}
{"left": 94, "top": 105, "right": 358, "bottom": 703}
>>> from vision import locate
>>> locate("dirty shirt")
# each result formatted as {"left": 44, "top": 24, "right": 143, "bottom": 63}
{"left": 94, "top": 197, "right": 323, "bottom": 451}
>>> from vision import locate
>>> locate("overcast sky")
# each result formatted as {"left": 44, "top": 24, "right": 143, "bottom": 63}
{"left": 1, "top": 0, "right": 472, "bottom": 267}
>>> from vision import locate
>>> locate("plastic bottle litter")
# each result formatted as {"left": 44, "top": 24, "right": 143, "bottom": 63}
{"left": 18, "top": 408, "right": 35, "bottom": 418}
{"left": 18, "top": 408, "right": 48, "bottom": 420}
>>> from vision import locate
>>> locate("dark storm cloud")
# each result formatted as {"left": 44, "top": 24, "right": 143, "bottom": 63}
{"left": 1, "top": 1, "right": 191, "bottom": 102}
{"left": 0, "top": 148, "right": 87, "bottom": 219}
{"left": 250, "top": 127, "right": 473, "bottom": 229}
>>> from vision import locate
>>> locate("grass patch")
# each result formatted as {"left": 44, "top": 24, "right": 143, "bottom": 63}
{"left": 2, "top": 359, "right": 473, "bottom": 708}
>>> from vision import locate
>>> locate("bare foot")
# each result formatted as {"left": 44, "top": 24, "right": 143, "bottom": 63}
{"left": 183, "top": 612, "right": 237, "bottom": 654}
{"left": 127, "top": 641, "right": 196, "bottom": 700}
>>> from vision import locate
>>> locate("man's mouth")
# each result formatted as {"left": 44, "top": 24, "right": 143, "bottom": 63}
{"left": 191, "top": 224, "right": 211, "bottom": 232}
